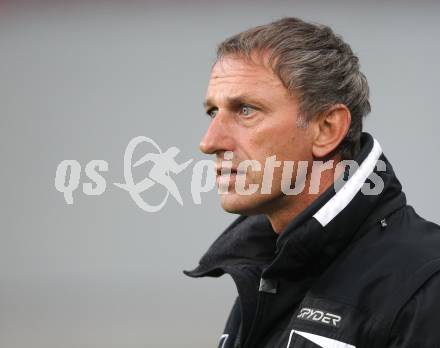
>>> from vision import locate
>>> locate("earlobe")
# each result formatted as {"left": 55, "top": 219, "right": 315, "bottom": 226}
{"left": 312, "top": 104, "right": 351, "bottom": 159}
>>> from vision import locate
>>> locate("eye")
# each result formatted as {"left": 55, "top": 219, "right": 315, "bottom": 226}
{"left": 239, "top": 105, "right": 256, "bottom": 117}
{"left": 206, "top": 108, "right": 218, "bottom": 119}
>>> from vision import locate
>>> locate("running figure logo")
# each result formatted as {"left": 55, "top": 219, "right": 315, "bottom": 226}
{"left": 114, "top": 136, "right": 193, "bottom": 212}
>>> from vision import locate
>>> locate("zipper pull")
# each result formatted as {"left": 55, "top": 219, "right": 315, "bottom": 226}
{"left": 259, "top": 278, "right": 278, "bottom": 294}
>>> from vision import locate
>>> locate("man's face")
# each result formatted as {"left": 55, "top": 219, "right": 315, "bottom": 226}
{"left": 200, "top": 55, "right": 314, "bottom": 215}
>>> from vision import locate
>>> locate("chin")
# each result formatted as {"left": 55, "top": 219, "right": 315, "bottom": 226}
{"left": 219, "top": 192, "right": 280, "bottom": 216}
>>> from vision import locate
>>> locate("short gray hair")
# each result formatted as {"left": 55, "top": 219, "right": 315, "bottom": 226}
{"left": 216, "top": 17, "right": 371, "bottom": 159}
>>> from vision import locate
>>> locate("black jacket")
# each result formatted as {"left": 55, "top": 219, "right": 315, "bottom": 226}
{"left": 185, "top": 133, "right": 440, "bottom": 348}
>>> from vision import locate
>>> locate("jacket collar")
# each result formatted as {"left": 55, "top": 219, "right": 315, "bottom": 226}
{"left": 184, "top": 133, "right": 407, "bottom": 280}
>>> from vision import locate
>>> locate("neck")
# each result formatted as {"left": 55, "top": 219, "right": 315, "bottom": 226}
{"left": 266, "top": 158, "right": 343, "bottom": 234}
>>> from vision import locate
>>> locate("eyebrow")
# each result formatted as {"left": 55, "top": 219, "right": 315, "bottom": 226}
{"left": 203, "top": 94, "right": 270, "bottom": 111}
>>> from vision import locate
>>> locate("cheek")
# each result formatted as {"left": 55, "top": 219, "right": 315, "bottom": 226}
{"left": 256, "top": 124, "right": 300, "bottom": 159}
{"left": 234, "top": 113, "right": 307, "bottom": 163}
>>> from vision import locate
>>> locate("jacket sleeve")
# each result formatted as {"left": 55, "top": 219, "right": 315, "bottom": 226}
{"left": 387, "top": 272, "right": 440, "bottom": 347}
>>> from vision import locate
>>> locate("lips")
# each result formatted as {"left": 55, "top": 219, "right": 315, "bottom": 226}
{"left": 216, "top": 166, "right": 250, "bottom": 176}
{"left": 216, "top": 167, "right": 238, "bottom": 176}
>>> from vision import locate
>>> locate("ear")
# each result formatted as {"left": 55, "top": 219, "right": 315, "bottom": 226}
{"left": 311, "top": 104, "right": 351, "bottom": 159}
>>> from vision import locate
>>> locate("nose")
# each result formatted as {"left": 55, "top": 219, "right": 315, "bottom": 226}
{"left": 199, "top": 112, "right": 233, "bottom": 154}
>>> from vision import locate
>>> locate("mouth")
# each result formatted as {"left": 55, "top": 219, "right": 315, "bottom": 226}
{"left": 215, "top": 168, "right": 248, "bottom": 192}
{"left": 216, "top": 167, "right": 247, "bottom": 176}
{"left": 217, "top": 167, "right": 235, "bottom": 176}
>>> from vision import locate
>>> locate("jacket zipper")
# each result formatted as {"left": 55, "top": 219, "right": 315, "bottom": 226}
{"left": 242, "top": 293, "right": 267, "bottom": 348}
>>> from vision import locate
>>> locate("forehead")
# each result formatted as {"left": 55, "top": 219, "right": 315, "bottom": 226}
{"left": 207, "top": 56, "right": 285, "bottom": 95}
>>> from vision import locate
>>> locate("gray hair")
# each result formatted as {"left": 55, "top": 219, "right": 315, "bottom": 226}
{"left": 216, "top": 17, "right": 371, "bottom": 159}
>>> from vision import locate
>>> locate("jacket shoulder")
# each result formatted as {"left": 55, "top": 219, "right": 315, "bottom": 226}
{"left": 387, "top": 271, "right": 440, "bottom": 347}
{"left": 312, "top": 205, "right": 440, "bottom": 312}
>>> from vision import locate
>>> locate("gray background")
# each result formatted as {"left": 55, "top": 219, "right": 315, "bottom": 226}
{"left": 1, "top": 1, "right": 439, "bottom": 347}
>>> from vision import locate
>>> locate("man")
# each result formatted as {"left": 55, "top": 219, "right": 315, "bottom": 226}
{"left": 184, "top": 17, "right": 440, "bottom": 348}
